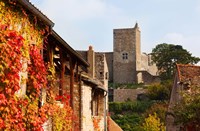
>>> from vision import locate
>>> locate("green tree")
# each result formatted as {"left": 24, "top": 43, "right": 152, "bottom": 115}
{"left": 151, "top": 43, "right": 200, "bottom": 80}
{"left": 142, "top": 113, "right": 165, "bottom": 131}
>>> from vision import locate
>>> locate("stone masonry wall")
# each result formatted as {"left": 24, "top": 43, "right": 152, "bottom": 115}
{"left": 113, "top": 88, "right": 147, "bottom": 102}
{"left": 95, "top": 53, "right": 109, "bottom": 89}
{"left": 81, "top": 84, "right": 93, "bottom": 131}
{"left": 105, "top": 52, "right": 113, "bottom": 82}
{"left": 113, "top": 28, "right": 137, "bottom": 84}
{"left": 141, "top": 53, "right": 158, "bottom": 76}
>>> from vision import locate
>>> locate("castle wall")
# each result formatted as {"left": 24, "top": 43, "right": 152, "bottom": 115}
{"left": 140, "top": 71, "right": 160, "bottom": 85}
{"left": 141, "top": 53, "right": 158, "bottom": 76}
{"left": 113, "top": 28, "right": 137, "bottom": 84}
{"left": 113, "top": 88, "right": 147, "bottom": 102}
{"left": 77, "top": 24, "right": 159, "bottom": 85}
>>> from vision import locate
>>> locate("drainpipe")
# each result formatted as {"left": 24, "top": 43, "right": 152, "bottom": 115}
{"left": 104, "top": 90, "right": 108, "bottom": 131}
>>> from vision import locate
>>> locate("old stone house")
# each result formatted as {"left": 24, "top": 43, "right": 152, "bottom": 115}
{"left": 78, "top": 23, "right": 159, "bottom": 85}
{"left": 1, "top": 0, "right": 109, "bottom": 130}
{"left": 166, "top": 64, "right": 200, "bottom": 131}
{"left": 46, "top": 30, "right": 108, "bottom": 131}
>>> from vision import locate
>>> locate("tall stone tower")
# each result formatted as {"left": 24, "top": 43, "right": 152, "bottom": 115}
{"left": 113, "top": 23, "right": 142, "bottom": 84}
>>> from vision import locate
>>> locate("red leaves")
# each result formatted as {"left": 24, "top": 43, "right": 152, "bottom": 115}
{"left": 55, "top": 93, "right": 70, "bottom": 105}
{"left": 28, "top": 45, "right": 47, "bottom": 92}
{"left": 0, "top": 24, "right": 23, "bottom": 96}
{"left": 0, "top": 21, "right": 73, "bottom": 130}
{"left": 0, "top": 23, "right": 48, "bottom": 130}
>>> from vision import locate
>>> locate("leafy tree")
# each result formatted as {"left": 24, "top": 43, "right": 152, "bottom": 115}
{"left": 142, "top": 113, "right": 165, "bottom": 131}
{"left": 151, "top": 43, "right": 200, "bottom": 80}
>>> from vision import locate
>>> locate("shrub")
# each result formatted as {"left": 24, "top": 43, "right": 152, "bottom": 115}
{"left": 142, "top": 113, "right": 165, "bottom": 131}
{"left": 147, "top": 81, "right": 172, "bottom": 100}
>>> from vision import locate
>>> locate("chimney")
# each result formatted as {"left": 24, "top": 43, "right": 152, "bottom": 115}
{"left": 87, "top": 45, "right": 95, "bottom": 78}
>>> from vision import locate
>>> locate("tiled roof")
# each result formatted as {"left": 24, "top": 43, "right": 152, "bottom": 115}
{"left": 176, "top": 64, "right": 200, "bottom": 86}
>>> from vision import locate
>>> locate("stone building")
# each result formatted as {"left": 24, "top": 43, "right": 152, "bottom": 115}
{"left": 166, "top": 64, "right": 200, "bottom": 131}
{"left": 1, "top": 0, "right": 109, "bottom": 130}
{"left": 78, "top": 23, "right": 159, "bottom": 85}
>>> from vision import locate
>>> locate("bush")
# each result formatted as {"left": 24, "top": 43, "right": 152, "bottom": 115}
{"left": 142, "top": 113, "right": 165, "bottom": 131}
{"left": 111, "top": 113, "right": 144, "bottom": 131}
{"left": 109, "top": 101, "right": 154, "bottom": 114}
{"left": 144, "top": 101, "right": 168, "bottom": 124}
{"left": 147, "top": 81, "right": 172, "bottom": 100}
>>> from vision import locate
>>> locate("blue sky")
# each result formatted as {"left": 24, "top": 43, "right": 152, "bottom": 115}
{"left": 31, "top": 0, "right": 200, "bottom": 57}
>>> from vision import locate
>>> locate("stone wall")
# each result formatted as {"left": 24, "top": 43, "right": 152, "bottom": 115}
{"left": 81, "top": 84, "right": 93, "bottom": 131}
{"left": 141, "top": 53, "right": 158, "bottom": 76}
{"left": 113, "top": 88, "right": 147, "bottom": 102}
{"left": 74, "top": 83, "right": 81, "bottom": 131}
{"left": 81, "top": 83, "right": 106, "bottom": 131}
{"left": 113, "top": 28, "right": 137, "bottom": 84}
{"left": 105, "top": 52, "right": 113, "bottom": 82}
{"left": 140, "top": 71, "right": 160, "bottom": 85}
{"left": 95, "top": 53, "right": 109, "bottom": 90}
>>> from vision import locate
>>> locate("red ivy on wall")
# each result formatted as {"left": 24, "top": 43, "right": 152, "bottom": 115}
{"left": 0, "top": 22, "right": 73, "bottom": 130}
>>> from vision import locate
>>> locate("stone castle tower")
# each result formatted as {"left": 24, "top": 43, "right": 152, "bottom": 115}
{"left": 77, "top": 23, "right": 159, "bottom": 85}
{"left": 113, "top": 23, "right": 142, "bottom": 84}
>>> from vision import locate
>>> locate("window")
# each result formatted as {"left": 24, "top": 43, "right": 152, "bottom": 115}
{"left": 122, "top": 53, "right": 128, "bottom": 60}
{"left": 91, "top": 91, "right": 100, "bottom": 116}
{"left": 91, "top": 90, "right": 104, "bottom": 116}
{"left": 105, "top": 72, "right": 108, "bottom": 79}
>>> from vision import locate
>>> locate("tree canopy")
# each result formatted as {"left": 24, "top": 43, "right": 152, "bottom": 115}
{"left": 151, "top": 43, "right": 200, "bottom": 80}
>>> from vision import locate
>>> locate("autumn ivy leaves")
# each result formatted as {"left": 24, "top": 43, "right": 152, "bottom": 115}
{"left": 0, "top": 23, "right": 72, "bottom": 130}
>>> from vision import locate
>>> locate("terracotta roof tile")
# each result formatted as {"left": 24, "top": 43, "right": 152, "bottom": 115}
{"left": 176, "top": 64, "right": 200, "bottom": 86}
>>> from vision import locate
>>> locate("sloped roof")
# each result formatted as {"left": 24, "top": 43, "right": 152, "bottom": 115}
{"left": 18, "top": 0, "right": 54, "bottom": 27}
{"left": 176, "top": 64, "right": 200, "bottom": 86}
{"left": 81, "top": 74, "right": 107, "bottom": 92}
{"left": 108, "top": 116, "right": 123, "bottom": 131}
{"left": 51, "top": 30, "right": 89, "bottom": 68}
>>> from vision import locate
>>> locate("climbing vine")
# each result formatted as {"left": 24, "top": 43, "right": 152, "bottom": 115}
{"left": 0, "top": 0, "right": 73, "bottom": 130}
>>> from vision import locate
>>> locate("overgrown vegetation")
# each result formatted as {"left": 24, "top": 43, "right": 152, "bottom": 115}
{"left": 109, "top": 100, "right": 168, "bottom": 131}
{"left": 109, "top": 81, "right": 171, "bottom": 131}
{"left": 147, "top": 80, "right": 172, "bottom": 101}
{"left": 173, "top": 85, "right": 200, "bottom": 128}
{"left": 0, "top": 1, "right": 73, "bottom": 130}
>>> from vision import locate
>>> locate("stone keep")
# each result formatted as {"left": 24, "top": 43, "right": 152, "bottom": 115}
{"left": 113, "top": 23, "right": 142, "bottom": 84}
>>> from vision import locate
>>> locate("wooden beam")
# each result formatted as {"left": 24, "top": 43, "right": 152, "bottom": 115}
{"left": 59, "top": 49, "right": 65, "bottom": 96}
{"left": 48, "top": 44, "right": 55, "bottom": 67}
{"left": 75, "top": 63, "right": 79, "bottom": 82}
